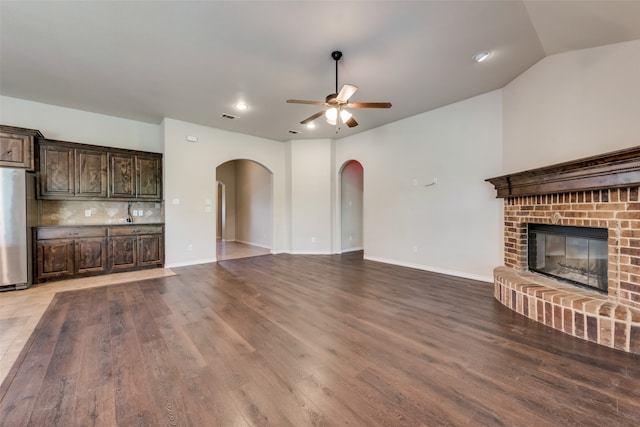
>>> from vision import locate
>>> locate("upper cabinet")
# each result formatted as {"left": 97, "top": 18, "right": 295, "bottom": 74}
{"left": 135, "top": 153, "right": 162, "bottom": 200}
{"left": 0, "top": 125, "right": 43, "bottom": 170}
{"left": 36, "top": 138, "right": 162, "bottom": 201}
{"left": 108, "top": 151, "right": 162, "bottom": 200}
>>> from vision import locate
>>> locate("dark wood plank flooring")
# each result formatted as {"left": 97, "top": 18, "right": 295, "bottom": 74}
{"left": 1, "top": 252, "right": 639, "bottom": 426}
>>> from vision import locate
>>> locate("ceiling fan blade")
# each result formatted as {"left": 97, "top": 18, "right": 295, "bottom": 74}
{"left": 336, "top": 84, "right": 358, "bottom": 103}
{"left": 345, "top": 116, "right": 358, "bottom": 128}
{"left": 347, "top": 102, "right": 392, "bottom": 109}
{"left": 287, "top": 99, "right": 326, "bottom": 106}
{"left": 300, "top": 110, "right": 326, "bottom": 125}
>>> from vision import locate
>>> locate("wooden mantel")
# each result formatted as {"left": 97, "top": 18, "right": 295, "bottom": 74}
{"left": 486, "top": 146, "right": 640, "bottom": 198}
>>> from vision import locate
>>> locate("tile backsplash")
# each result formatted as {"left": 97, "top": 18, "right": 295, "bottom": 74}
{"left": 38, "top": 200, "right": 164, "bottom": 226}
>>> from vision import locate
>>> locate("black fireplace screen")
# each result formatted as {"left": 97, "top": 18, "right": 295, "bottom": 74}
{"left": 528, "top": 224, "right": 608, "bottom": 293}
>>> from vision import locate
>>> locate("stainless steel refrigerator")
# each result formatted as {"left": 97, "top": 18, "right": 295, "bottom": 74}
{"left": 0, "top": 168, "right": 36, "bottom": 290}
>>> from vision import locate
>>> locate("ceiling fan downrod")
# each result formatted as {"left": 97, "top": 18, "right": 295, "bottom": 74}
{"left": 331, "top": 50, "right": 342, "bottom": 94}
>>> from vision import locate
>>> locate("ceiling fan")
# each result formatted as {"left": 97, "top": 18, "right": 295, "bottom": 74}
{"left": 287, "top": 51, "right": 392, "bottom": 129}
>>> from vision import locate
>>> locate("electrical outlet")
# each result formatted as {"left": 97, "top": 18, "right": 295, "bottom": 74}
{"left": 311, "top": 237, "right": 316, "bottom": 243}
{"left": 188, "top": 244, "right": 193, "bottom": 251}
{"left": 84, "top": 210, "right": 91, "bottom": 217}
{"left": 412, "top": 246, "right": 418, "bottom": 253}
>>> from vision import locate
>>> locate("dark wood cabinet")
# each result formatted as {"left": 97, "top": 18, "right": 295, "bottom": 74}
{"left": 110, "top": 225, "right": 164, "bottom": 272}
{"left": 75, "top": 237, "right": 109, "bottom": 274}
{"left": 109, "top": 153, "right": 135, "bottom": 198}
{"left": 37, "top": 140, "right": 108, "bottom": 199}
{"left": 35, "top": 238, "right": 75, "bottom": 281}
{"left": 77, "top": 148, "right": 108, "bottom": 198}
{"left": 36, "top": 139, "right": 161, "bottom": 201}
{"left": 0, "top": 125, "right": 42, "bottom": 170}
{"left": 34, "top": 226, "right": 108, "bottom": 282}
{"left": 108, "top": 152, "right": 162, "bottom": 200}
{"left": 139, "top": 233, "right": 164, "bottom": 265}
{"left": 38, "top": 143, "right": 75, "bottom": 197}
{"left": 34, "top": 224, "right": 164, "bottom": 283}
{"left": 110, "top": 235, "right": 137, "bottom": 271}
{"left": 136, "top": 154, "right": 162, "bottom": 200}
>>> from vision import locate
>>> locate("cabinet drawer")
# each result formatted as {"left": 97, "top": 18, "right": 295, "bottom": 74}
{"left": 36, "top": 226, "right": 108, "bottom": 240}
{"left": 110, "top": 225, "right": 163, "bottom": 236}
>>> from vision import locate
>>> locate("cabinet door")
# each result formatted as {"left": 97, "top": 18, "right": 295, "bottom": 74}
{"left": 110, "top": 235, "right": 137, "bottom": 271}
{"left": 138, "top": 234, "right": 164, "bottom": 266}
{"left": 136, "top": 155, "right": 162, "bottom": 200}
{"left": 76, "top": 148, "right": 107, "bottom": 198}
{"left": 109, "top": 153, "right": 135, "bottom": 198}
{"left": 75, "top": 237, "right": 108, "bottom": 274}
{"left": 35, "top": 239, "right": 74, "bottom": 281}
{"left": 0, "top": 132, "right": 33, "bottom": 169}
{"left": 39, "top": 144, "right": 75, "bottom": 197}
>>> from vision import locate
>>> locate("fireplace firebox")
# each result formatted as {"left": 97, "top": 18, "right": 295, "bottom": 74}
{"left": 528, "top": 224, "right": 608, "bottom": 293}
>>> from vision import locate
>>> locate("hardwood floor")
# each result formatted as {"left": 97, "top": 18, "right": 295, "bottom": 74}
{"left": 0, "top": 268, "right": 176, "bottom": 385}
{"left": 217, "top": 240, "right": 271, "bottom": 261}
{"left": 1, "top": 253, "right": 639, "bottom": 426}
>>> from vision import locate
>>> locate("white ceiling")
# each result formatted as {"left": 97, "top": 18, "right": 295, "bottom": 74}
{"left": 1, "top": 1, "right": 639, "bottom": 142}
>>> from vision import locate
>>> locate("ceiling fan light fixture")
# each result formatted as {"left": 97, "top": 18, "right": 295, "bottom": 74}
{"left": 325, "top": 107, "right": 338, "bottom": 125}
{"left": 339, "top": 109, "right": 352, "bottom": 123}
{"left": 473, "top": 51, "right": 491, "bottom": 63}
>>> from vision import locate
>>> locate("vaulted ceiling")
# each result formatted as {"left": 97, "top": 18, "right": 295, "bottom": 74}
{"left": 1, "top": 1, "right": 639, "bottom": 142}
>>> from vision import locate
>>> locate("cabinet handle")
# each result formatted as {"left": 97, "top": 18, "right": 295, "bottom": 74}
{"left": 68, "top": 232, "right": 79, "bottom": 236}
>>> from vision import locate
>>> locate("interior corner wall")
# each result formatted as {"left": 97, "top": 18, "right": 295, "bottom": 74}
{"left": 234, "top": 160, "right": 272, "bottom": 249}
{"left": 335, "top": 90, "right": 504, "bottom": 282}
{"left": 290, "top": 139, "right": 333, "bottom": 254}
{"left": 163, "top": 118, "right": 287, "bottom": 268}
{"left": 0, "top": 96, "right": 162, "bottom": 152}
{"left": 503, "top": 39, "right": 640, "bottom": 174}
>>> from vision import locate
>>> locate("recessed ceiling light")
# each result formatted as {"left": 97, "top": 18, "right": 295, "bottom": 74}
{"left": 306, "top": 123, "right": 316, "bottom": 129}
{"left": 234, "top": 103, "right": 248, "bottom": 111}
{"left": 473, "top": 51, "right": 491, "bottom": 63}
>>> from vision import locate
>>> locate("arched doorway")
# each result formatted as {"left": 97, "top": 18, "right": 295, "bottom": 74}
{"left": 216, "top": 159, "right": 272, "bottom": 261}
{"left": 339, "top": 160, "right": 364, "bottom": 253}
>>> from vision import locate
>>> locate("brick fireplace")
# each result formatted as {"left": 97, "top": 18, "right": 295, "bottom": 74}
{"left": 487, "top": 147, "right": 640, "bottom": 355}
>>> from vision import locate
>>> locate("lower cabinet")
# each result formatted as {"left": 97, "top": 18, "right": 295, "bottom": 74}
{"left": 34, "top": 224, "right": 164, "bottom": 283}
{"left": 35, "top": 238, "right": 76, "bottom": 281}
{"left": 110, "top": 225, "right": 164, "bottom": 272}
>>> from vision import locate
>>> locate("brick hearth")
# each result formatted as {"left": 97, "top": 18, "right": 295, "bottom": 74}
{"left": 487, "top": 147, "right": 640, "bottom": 355}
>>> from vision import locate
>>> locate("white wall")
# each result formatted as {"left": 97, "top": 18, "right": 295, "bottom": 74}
{"left": 503, "top": 39, "right": 640, "bottom": 173}
{"left": 235, "top": 160, "right": 272, "bottom": 249}
{"left": 290, "top": 139, "right": 333, "bottom": 254}
{"left": 336, "top": 90, "right": 504, "bottom": 282}
{"left": 340, "top": 160, "right": 364, "bottom": 252}
{"left": 0, "top": 96, "right": 162, "bottom": 152}
{"left": 163, "top": 118, "right": 287, "bottom": 267}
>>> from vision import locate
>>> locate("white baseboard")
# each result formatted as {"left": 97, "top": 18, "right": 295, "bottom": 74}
{"left": 363, "top": 255, "right": 493, "bottom": 283}
{"left": 339, "top": 246, "right": 364, "bottom": 254}
{"left": 234, "top": 239, "right": 271, "bottom": 250}
{"left": 290, "top": 250, "right": 333, "bottom": 255}
{"left": 165, "top": 257, "right": 217, "bottom": 268}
